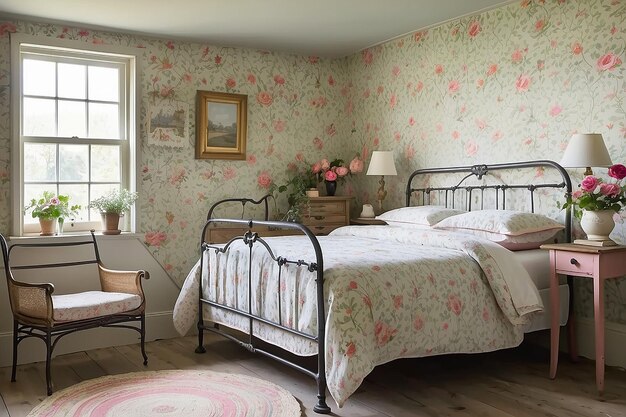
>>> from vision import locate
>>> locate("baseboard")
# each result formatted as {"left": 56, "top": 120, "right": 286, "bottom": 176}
{"left": 0, "top": 311, "right": 178, "bottom": 367}
{"left": 575, "top": 317, "right": 626, "bottom": 370}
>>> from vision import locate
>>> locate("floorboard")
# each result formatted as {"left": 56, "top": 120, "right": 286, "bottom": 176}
{"left": 1, "top": 336, "right": 624, "bottom": 417}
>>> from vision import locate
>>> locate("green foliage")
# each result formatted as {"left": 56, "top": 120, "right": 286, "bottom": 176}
{"left": 25, "top": 191, "right": 80, "bottom": 220}
{"left": 89, "top": 189, "right": 138, "bottom": 214}
{"left": 270, "top": 162, "right": 317, "bottom": 221}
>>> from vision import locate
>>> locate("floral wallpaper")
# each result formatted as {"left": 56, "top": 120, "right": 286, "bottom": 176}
{"left": 1, "top": 0, "right": 626, "bottom": 325}
{"left": 345, "top": 0, "right": 626, "bottom": 324}
{"left": 0, "top": 20, "right": 351, "bottom": 284}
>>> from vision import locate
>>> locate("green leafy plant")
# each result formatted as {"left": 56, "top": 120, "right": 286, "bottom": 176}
{"left": 89, "top": 189, "right": 138, "bottom": 214}
{"left": 25, "top": 191, "right": 80, "bottom": 220}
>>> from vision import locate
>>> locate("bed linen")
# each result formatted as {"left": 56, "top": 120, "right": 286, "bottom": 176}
{"left": 173, "top": 225, "right": 542, "bottom": 406}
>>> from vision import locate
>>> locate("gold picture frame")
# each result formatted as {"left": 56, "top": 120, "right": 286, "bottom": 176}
{"left": 196, "top": 91, "right": 247, "bottom": 160}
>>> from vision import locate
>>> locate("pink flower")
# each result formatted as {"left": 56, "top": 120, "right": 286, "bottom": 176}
{"left": 448, "top": 80, "right": 460, "bottom": 94}
{"left": 511, "top": 49, "right": 523, "bottom": 63}
{"left": 320, "top": 159, "right": 330, "bottom": 170}
{"left": 349, "top": 157, "right": 364, "bottom": 173}
{"left": 335, "top": 167, "right": 349, "bottom": 177}
{"left": 144, "top": 231, "right": 167, "bottom": 247}
{"left": 608, "top": 164, "right": 626, "bottom": 179}
{"left": 225, "top": 77, "right": 236, "bottom": 88}
{"left": 580, "top": 176, "right": 599, "bottom": 192}
{"left": 597, "top": 53, "right": 622, "bottom": 71}
{"left": 324, "top": 171, "right": 338, "bottom": 181}
{"left": 468, "top": 20, "right": 481, "bottom": 37}
{"left": 257, "top": 171, "right": 272, "bottom": 189}
{"left": 256, "top": 91, "right": 273, "bottom": 106}
{"left": 572, "top": 190, "right": 583, "bottom": 199}
{"left": 274, "top": 74, "right": 285, "bottom": 85}
{"left": 247, "top": 73, "right": 256, "bottom": 84}
{"left": 273, "top": 120, "right": 286, "bottom": 132}
{"left": 465, "top": 141, "right": 478, "bottom": 156}
{"left": 434, "top": 64, "right": 444, "bottom": 74}
{"left": 345, "top": 342, "right": 356, "bottom": 358}
{"left": 515, "top": 74, "right": 531, "bottom": 92}
{"left": 487, "top": 64, "right": 498, "bottom": 76}
{"left": 549, "top": 104, "right": 562, "bottom": 117}
{"left": 447, "top": 294, "right": 463, "bottom": 316}
{"left": 572, "top": 42, "right": 583, "bottom": 55}
{"left": 223, "top": 167, "right": 236, "bottom": 180}
{"left": 413, "top": 316, "right": 424, "bottom": 331}
{"left": 311, "top": 162, "right": 322, "bottom": 174}
{"left": 362, "top": 49, "right": 374, "bottom": 65}
{"left": 49, "top": 197, "right": 60, "bottom": 206}
{"left": 600, "top": 183, "right": 620, "bottom": 197}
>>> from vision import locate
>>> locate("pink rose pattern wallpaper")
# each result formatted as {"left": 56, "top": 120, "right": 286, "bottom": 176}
{"left": 1, "top": 0, "right": 626, "bottom": 324}
{"left": 0, "top": 20, "right": 351, "bottom": 284}
{"left": 343, "top": 0, "right": 626, "bottom": 324}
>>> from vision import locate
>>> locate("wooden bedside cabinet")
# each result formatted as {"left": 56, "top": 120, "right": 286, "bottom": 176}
{"left": 541, "top": 243, "right": 626, "bottom": 394}
{"left": 301, "top": 196, "right": 353, "bottom": 236}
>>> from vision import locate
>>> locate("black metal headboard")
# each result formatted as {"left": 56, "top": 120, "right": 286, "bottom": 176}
{"left": 405, "top": 160, "right": 573, "bottom": 242}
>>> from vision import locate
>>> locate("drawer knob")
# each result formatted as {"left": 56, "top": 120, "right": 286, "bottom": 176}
{"left": 570, "top": 258, "right": 579, "bottom": 266}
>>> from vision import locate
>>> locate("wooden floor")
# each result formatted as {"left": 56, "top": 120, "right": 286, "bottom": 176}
{"left": 0, "top": 333, "right": 625, "bottom": 417}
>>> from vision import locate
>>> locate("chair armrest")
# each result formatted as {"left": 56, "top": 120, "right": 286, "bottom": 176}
{"left": 9, "top": 280, "right": 54, "bottom": 321}
{"left": 98, "top": 264, "right": 149, "bottom": 297}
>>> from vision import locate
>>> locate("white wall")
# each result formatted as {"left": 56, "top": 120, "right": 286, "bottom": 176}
{"left": 0, "top": 234, "right": 182, "bottom": 367}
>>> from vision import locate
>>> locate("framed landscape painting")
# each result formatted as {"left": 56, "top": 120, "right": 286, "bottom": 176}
{"left": 196, "top": 91, "right": 247, "bottom": 160}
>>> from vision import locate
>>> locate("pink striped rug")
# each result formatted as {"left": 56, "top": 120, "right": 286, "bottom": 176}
{"left": 28, "top": 370, "right": 301, "bottom": 417}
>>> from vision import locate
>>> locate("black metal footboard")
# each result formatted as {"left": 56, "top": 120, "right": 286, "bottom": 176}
{"left": 195, "top": 217, "right": 331, "bottom": 414}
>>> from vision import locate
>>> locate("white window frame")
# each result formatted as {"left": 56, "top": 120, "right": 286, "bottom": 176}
{"left": 11, "top": 34, "right": 140, "bottom": 236}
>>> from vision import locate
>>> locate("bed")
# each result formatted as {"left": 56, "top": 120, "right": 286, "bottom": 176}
{"left": 173, "top": 159, "right": 573, "bottom": 413}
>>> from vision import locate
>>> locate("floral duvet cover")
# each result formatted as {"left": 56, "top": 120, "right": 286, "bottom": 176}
{"left": 173, "top": 225, "right": 542, "bottom": 406}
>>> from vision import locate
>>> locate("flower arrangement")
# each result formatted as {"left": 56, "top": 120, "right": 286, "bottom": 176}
{"left": 25, "top": 191, "right": 80, "bottom": 220}
{"left": 312, "top": 157, "right": 364, "bottom": 184}
{"left": 562, "top": 164, "right": 626, "bottom": 218}
{"left": 89, "top": 189, "right": 138, "bottom": 214}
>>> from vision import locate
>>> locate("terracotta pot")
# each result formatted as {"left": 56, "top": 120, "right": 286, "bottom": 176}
{"left": 101, "top": 212, "right": 121, "bottom": 235}
{"left": 39, "top": 218, "right": 56, "bottom": 236}
{"left": 580, "top": 210, "right": 616, "bottom": 241}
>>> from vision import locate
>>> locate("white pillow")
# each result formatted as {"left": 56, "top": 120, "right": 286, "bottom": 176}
{"left": 376, "top": 206, "right": 466, "bottom": 227}
{"left": 434, "top": 210, "right": 564, "bottom": 250}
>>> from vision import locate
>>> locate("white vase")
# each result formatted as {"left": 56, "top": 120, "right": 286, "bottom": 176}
{"left": 580, "top": 210, "right": 616, "bottom": 241}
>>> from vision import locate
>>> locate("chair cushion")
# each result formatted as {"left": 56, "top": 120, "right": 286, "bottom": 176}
{"left": 52, "top": 291, "right": 142, "bottom": 322}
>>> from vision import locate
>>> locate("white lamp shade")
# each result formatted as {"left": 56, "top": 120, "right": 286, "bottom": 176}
{"left": 366, "top": 151, "right": 397, "bottom": 176}
{"left": 560, "top": 133, "right": 612, "bottom": 168}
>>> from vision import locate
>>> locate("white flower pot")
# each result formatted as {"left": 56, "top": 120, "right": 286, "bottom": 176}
{"left": 580, "top": 210, "right": 616, "bottom": 241}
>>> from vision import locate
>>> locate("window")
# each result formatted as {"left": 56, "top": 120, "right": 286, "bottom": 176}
{"left": 12, "top": 36, "right": 138, "bottom": 235}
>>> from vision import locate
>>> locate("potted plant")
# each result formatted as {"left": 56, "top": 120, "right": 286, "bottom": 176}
{"left": 89, "top": 189, "right": 138, "bottom": 235}
{"left": 24, "top": 192, "right": 80, "bottom": 236}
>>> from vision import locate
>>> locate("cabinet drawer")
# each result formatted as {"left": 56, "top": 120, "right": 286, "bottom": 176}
{"left": 301, "top": 214, "right": 347, "bottom": 225}
{"left": 305, "top": 224, "right": 343, "bottom": 236}
{"left": 305, "top": 201, "right": 346, "bottom": 216}
{"left": 555, "top": 251, "right": 595, "bottom": 276}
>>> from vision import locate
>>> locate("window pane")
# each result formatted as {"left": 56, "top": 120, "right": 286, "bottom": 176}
{"left": 91, "top": 145, "right": 120, "bottom": 182}
{"left": 89, "top": 103, "right": 119, "bottom": 138}
{"left": 23, "top": 97, "right": 56, "bottom": 136}
{"left": 58, "top": 183, "right": 88, "bottom": 221}
{"left": 88, "top": 66, "right": 119, "bottom": 102}
{"left": 23, "top": 59, "right": 55, "bottom": 97}
{"left": 24, "top": 143, "right": 57, "bottom": 181}
{"left": 24, "top": 184, "right": 57, "bottom": 224}
{"left": 59, "top": 144, "right": 88, "bottom": 181}
{"left": 58, "top": 63, "right": 86, "bottom": 99}
{"left": 58, "top": 100, "right": 86, "bottom": 137}
{"left": 90, "top": 184, "right": 119, "bottom": 219}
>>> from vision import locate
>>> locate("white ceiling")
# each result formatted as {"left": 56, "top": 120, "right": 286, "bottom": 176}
{"left": 0, "top": 0, "right": 512, "bottom": 57}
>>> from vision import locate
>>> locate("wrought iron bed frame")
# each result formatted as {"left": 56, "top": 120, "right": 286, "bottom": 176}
{"left": 194, "top": 160, "right": 573, "bottom": 414}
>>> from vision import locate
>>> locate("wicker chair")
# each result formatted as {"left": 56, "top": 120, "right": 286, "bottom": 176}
{"left": 0, "top": 231, "right": 149, "bottom": 395}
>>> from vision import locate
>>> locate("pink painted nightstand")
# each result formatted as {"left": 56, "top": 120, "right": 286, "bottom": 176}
{"left": 541, "top": 243, "right": 626, "bottom": 394}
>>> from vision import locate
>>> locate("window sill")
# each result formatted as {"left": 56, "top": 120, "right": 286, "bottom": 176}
{"left": 9, "top": 232, "right": 143, "bottom": 242}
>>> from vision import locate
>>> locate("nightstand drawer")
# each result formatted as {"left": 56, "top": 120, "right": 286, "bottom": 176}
{"left": 305, "top": 224, "right": 343, "bottom": 236}
{"left": 301, "top": 214, "right": 347, "bottom": 225}
{"left": 554, "top": 251, "right": 595, "bottom": 276}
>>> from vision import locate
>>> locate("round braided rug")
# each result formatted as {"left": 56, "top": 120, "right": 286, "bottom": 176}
{"left": 27, "top": 370, "right": 301, "bottom": 417}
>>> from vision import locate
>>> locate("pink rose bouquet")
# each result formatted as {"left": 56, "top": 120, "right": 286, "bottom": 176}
{"left": 562, "top": 164, "right": 626, "bottom": 217}
{"left": 312, "top": 156, "right": 364, "bottom": 185}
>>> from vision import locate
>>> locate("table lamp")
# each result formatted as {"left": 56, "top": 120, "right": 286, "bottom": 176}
{"left": 560, "top": 133, "right": 612, "bottom": 176}
{"left": 366, "top": 151, "right": 397, "bottom": 213}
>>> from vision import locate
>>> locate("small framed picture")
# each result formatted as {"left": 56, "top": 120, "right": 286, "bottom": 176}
{"left": 196, "top": 90, "right": 247, "bottom": 160}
